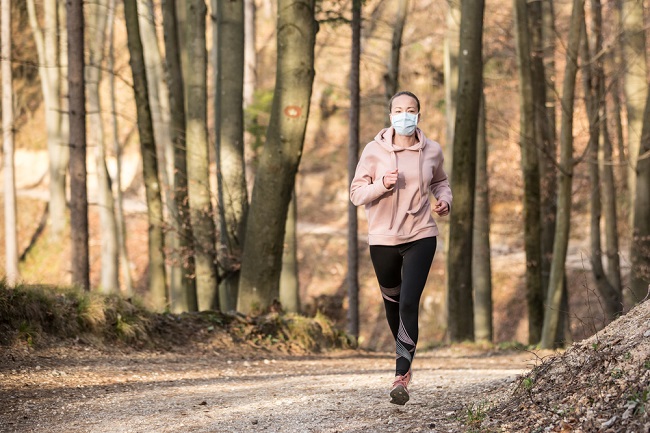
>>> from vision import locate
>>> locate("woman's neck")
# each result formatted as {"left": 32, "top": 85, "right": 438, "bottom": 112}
{"left": 393, "top": 132, "right": 416, "bottom": 148}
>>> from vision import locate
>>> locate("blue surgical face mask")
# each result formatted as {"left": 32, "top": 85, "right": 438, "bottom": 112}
{"left": 391, "top": 112, "right": 418, "bottom": 136}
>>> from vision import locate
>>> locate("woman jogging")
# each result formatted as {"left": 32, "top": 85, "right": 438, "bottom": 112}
{"left": 349, "top": 91, "right": 452, "bottom": 405}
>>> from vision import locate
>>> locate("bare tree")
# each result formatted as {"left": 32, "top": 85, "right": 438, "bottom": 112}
{"left": 124, "top": 0, "right": 168, "bottom": 310}
{"left": 87, "top": 0, "right": 119, "bottom": 293}
{"left": 630, "top": 86, "right": 650, "bottom": 302}
{"left": 621, "top": 0, "right": 648, "bottom": 232}
{"left": 68, "top": 0, "right": 89, "bottom": 291}
{"left": 214, "top": 0, "right": 248, "bottom": 311}
{"left": 540, "top": 0, "right": 584, "bottom": 350}
{"left": 185, "top": 0, "right": 219, "bottom": 311}
{"left": 473, "top": 93, "right": 492, "bottom": 342}
{"left": 580, "top": 3, "right": 622, "bottom": 321}
{"left": 108, "top": 0, "right": 134, "bottom": 296}
{"left": 443, "top": 0, "right": 461, "bottom": 174}
{"left": 514, "top": 0, "right": 543, "bottom": 344}
{"left": 2, "top": 0, "right": 19, "bottom": 286}
{"left": 161, "top": 0, "right": 197, "bottom": 313}
{"left": 446, "top": 0, "right": 485, "bottom": 342}
{"left": 27, "top": 0, "right": 67, "bottom": 238}
{"left": 347, "top": 0, "right": 361, "bottom": 339}
{"left": 238, "top": 0, "right": 317, "bottom": 314}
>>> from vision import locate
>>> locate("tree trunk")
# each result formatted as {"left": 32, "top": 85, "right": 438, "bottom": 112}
{"left": 108, "top": 0, "right": 134, "bottom": 296}
{"left": 243, "top": 0, "right": 256, "bottom": 108}
{"left": 280, "top": 192, "right": 300, "bottom": 313}
{"left": 540, "top": 0, "right": 557, "bottom": 296}
{"left": 185, "top": 0, "right": 219, "bottom": 311}
{"left": 514, "top": 0, "right": 543, "bottom": 344}
{"left": 630, "top": 85, "right": 650, "bottom": 302}
{"left": 621, "top": 0, "right": 648, "bottom": 231}
{"left": 610, "top": 1, "right": 627, "bottom": 198}
{"left": 443, "top": 0, "right": 461, "bottom": 174}
{"left": 580, "top": 4, "right": 621, "bottom": 321}
{"left": 2, "top": 0, "right": 19, "bottom": 286}
{"left": 58, "top": 1, "right": 70, "bottom": 229}
{"left": 124, "top": 0, "right": 168, "bottom": 310}
{"left": 161, "top": 0, "right": 197, "bottom": 313}
{"left": 347, "top": 0, "right": 361, "bottom": 339}
{"left": 446, "top": 0, "right": 484, "bottom": 343}
{"left": 472, "top": 92, "right": 492, "bottom": 342}
{"left": 238, "top": 0, "right": 316, "bottom": 314}
{"left": 215, "top": 0, "right": 248, "bottom": 311}
{"left": 27, "top": 0, "right": 66, "bottom": 238}
{"left": 137, "top": 0, "right": 179, "bottom": 297}
{"left": 383, "top": 0, "right": 407, "bottom": 121}
{"left": 138, "top": 0, "right": 174, "bottom": 187}
{"left": 540, "top": 0, "right": 584, "bottom": 350}
{"left": 68, "top": 0, "right": 90, "bottom": 291}
{"left": 87, "top": 0, "right": 119, "bottom": 294}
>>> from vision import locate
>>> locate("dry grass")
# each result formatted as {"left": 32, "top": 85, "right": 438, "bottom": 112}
{"left": 0, "top": 283, "right": 353, "bottom": 354}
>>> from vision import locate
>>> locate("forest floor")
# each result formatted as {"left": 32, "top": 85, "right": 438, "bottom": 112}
{"left": 1, "top": 297, "right": 649, "bottom": 433}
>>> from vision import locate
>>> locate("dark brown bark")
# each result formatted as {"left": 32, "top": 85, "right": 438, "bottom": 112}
{"left": 447, "top": 0, "right": 485, "bottom": 342}
{"left": 67, "top": 0, "right": 89, "bottom": 291}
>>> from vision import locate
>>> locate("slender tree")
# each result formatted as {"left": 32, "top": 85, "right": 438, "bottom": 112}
{"left": 621, "top": 0, "right": 648, "bottom": 232}
{"left": 539, "top": 0, "right": 557, "bottom": 302}
{"left": 540, "top": 0, "right": 584, "bottom": 349}
{"left": 108, "top": 0, "right": 134, "bottom": 296}
{"left": 446, "top": 0, "right": 484, "bottom": 342}
{"left": 473, "top": 93, "right": 492, "bottom": 342}
{"left": 137, "top": 0, "right": 180, "bottom": 297}
{"left": 443, "top": 0, "right": 461, "bottom": 174}
{"left": 580, "top": 5, "right": 621, "bottom": 321}
{"left": 238, "top": 0, "right": 317, "bottom": 314}
{"left": 215, "top": 0, "right": 248, "bottom": 311}
{"left": 161, "top": 0, "right": 197, "bottom": 313}
{"left": 630, "top": 86, "right": 650, "bottom": 302}
{"left": 124, "top": 0, "right": 168, "bottom": 310}
{"left": 185, "top": 0, "right": 219, "bottom": 311}
{"left": 27, "top": 0, "right": 67, "bottom": 238}
{"left": 87, "top": 0, "right": 119, "bottom": 293}
{"left": 514, "top": 0, "right": 544, "bottom": 344}
{"left": 68, "top": 0, "right": 89, "bottom": 291}
{"left": 347, "top": 0, "right": 361, "bottom": 339}
{"left": 2, "top": 0, "right": 19, "bottom": 286}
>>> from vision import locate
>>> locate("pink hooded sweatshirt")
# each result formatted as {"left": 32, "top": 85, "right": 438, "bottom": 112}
{"left": 350, "top": 127, "right": 452, "bottom": 246}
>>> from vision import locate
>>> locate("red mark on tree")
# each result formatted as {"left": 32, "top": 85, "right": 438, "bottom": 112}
{"left": 284, "top": 106, "right": 302, "bottom": 118}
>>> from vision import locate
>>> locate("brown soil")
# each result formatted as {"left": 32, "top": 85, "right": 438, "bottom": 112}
{"left": 0, "top": 343, "right": 536, "bottom": 433}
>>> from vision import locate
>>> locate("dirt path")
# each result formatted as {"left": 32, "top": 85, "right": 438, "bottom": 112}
{"left": 0, "top": 345, "right": 539, "bottom": 433}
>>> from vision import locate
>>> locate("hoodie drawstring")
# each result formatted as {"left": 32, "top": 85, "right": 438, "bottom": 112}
{"left": 389, "top": 150, "right": 398, "bottom": 230}
{"left": 406, "top": 148, "right": 424, "bottom": 216}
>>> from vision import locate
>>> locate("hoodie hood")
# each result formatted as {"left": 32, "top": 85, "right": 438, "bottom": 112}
{"left": 374, "top": 127, "right": 427, "bottom": 229}
{"left": 374, "top": 127, "right": 427, "bottom": 152}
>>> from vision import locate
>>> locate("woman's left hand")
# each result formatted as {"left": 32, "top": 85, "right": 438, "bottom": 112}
{"left": 433, "top": 200, "right": 449, "bottom": 217}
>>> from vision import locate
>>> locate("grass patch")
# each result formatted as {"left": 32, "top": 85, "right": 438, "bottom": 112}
{"left": 0, "top": 282, "right": 353, "bottom": 353}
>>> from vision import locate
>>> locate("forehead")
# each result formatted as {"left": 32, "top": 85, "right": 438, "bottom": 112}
{"left": 391, "top": 94, "right": 418, "bottom": 111}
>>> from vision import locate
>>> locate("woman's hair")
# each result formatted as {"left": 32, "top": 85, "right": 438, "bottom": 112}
{"left": 389, "top": 91, "right": 420, "bottom": 113}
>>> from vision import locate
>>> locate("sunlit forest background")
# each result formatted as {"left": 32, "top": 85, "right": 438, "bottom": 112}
{"left": 1, "top": 0, "right": 648, "bottom": 351}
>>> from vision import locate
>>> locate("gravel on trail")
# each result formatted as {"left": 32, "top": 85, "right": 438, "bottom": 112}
{"left": 0, "top": 345, "right": 536, "bottom": 433}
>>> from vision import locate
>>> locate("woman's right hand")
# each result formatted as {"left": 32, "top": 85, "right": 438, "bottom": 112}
{"left": 382, "top": 169, "right": 398, "bottom": 189}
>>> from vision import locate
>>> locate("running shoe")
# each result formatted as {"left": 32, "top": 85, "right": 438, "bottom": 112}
{"left": 389, "top": 370, "right": 412, "bottom": 405}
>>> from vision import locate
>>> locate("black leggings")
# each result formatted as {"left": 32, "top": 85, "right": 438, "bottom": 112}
{"left": 369, "top": 237, "right": 437, "bottom": 376}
